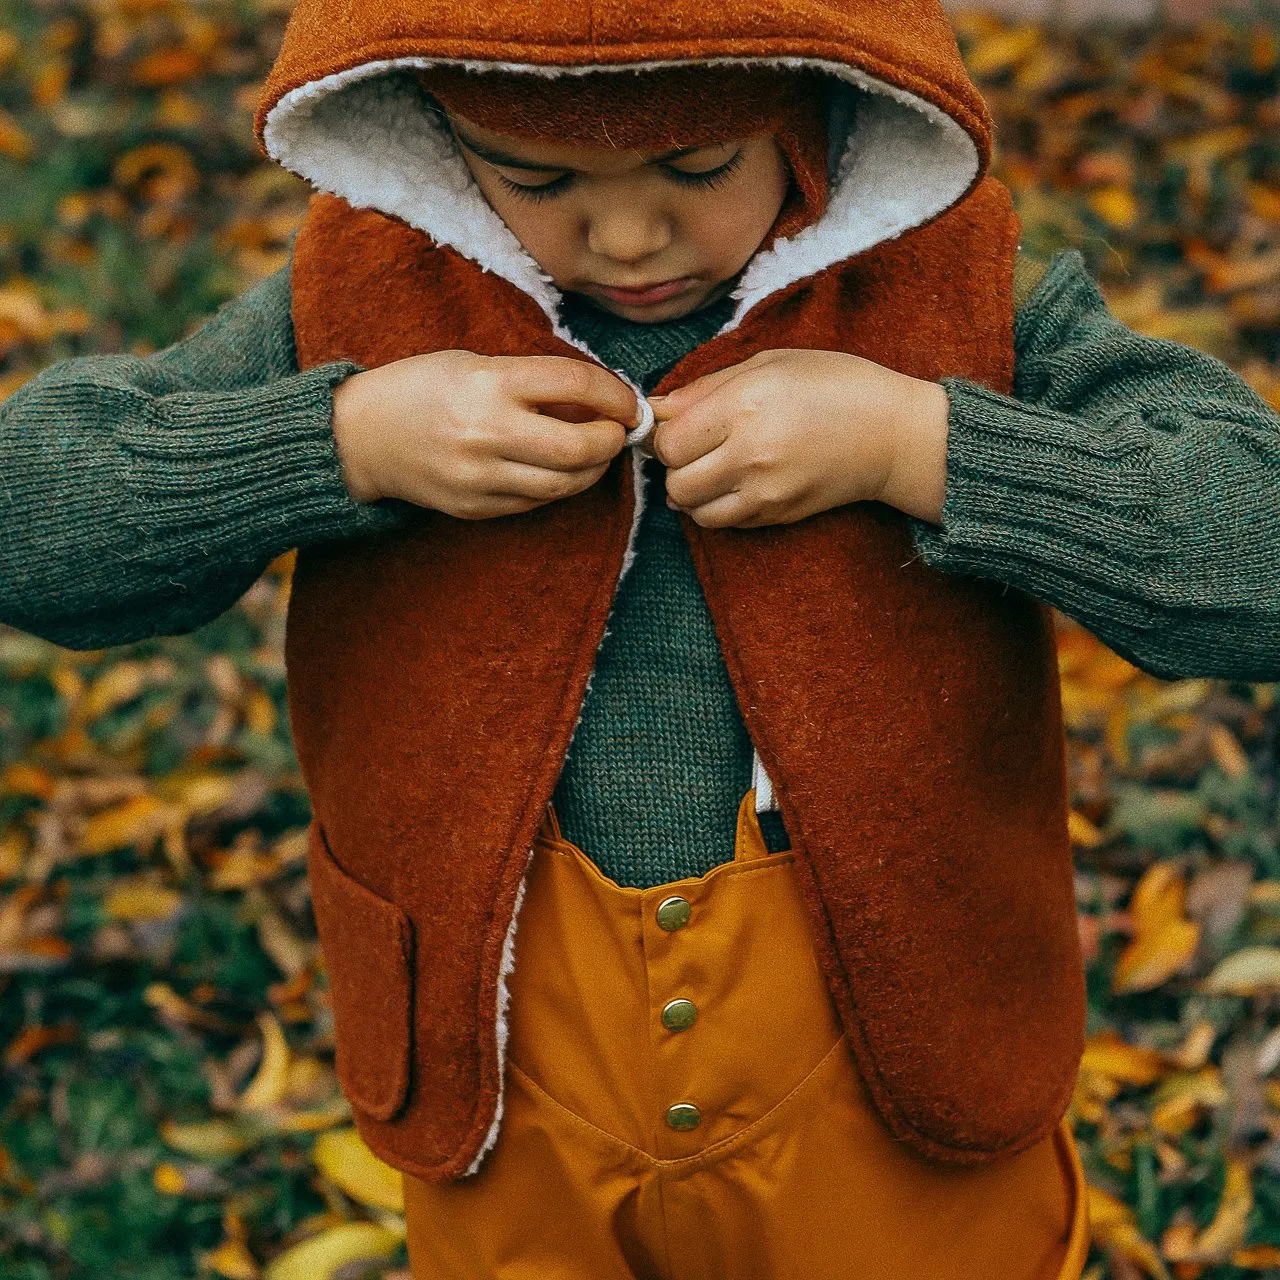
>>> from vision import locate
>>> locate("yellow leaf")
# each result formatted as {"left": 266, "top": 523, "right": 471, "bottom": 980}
{"left": 1069, "top": 810, "right": 1105, "bottom": 849}
{"left": 177, "top": 773, "right": 236, "bottom": 816}
{"left": 263, "top": 1223, "right": 402, "bottom": 1280}
{"left": 160, "top": 1118, "right": 257, "bottom": 1160}
{"left": 1245, "top": 182, "right": 1280, "bottom": 222}
{"left": 1233, "top": 1244, "right": 1280, "bottom": 1268}
{"left": 1207, "top": 724, "right": 1250, "bottom": 779}
{"left": 104, "top": 882, "right": 183, "bottom": 923}
{"left": 243, "top": 689, "right": 278, "bottom": 735}
{"left": 1202, "top": 947, "right": 1280, "bottom": 996}
{"left": 1087, "top": 1188, "right": 1171, "bottom": 1280}
{"left": 1131, "top": 863, "right": 1189, "bottom": 935}
{"left": 0, "top": 109, "right": 33, "bottom": 162}
{"left": 112, "top": 142, "right": 200, "bottom": 194}
{"left": 0, "top": 288, "right": 52, "bottom": 342}
{"left": 78, "top": 796, "right": 173, "bottom": 856}
{"left": 1113, "top": 919, "right": 1201, "bottom": 994}
{"left": 153, "top": 1162, "right": 188, "bottom": 1195}
{"left": 312, "top": 1127, "right": 404, "bottom": 1212}
{"left": 966, "top": 25, "right": 1041, "bottom": 78}
{"left": 2, "top": 763, "right": 55, "bottom": 802}
{"left": 1195, "top": 1159, "right": 1253, "bottom": 1261}
{"left": 1249, "top": 882, "right": 1280, "bottom": 909}
{"left": 205, "top": 1239, "right": 260, "bottom": 1280}
{"left": 1088, "top": 1183, "right": 1136, "bottom": 1230}
{"left": 83, "top": 661, "right": 147, "bottom": 720}
{"left": 238, "top": 1013, "right": 291, "bottom": 1113}
{"left": 1089, "top": 185, "right": 1141, "bottom": 230}
{"left": 1079, "top": 1031, "right": 1164, "bottom": 1087}
{"left": 1168, "top": 1020, "right": 1217, "bottom": 1071}
{"left": 1151, "top": 1068, "right": 1229, "bottom": 1136}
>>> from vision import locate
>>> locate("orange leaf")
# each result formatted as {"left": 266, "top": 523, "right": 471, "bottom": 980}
{"left": 130, "top": 47, "right": 205, "bottom": 87}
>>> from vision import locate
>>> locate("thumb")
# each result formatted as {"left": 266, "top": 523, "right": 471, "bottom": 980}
{"left": 649, "top": 362, "right": 744, "bottom": 420}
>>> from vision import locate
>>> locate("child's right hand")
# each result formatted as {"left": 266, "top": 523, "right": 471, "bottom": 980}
{"left": 331, "top": 351, "right": 640, "bottom": 519}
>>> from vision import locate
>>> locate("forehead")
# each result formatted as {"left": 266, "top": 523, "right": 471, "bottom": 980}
{"left": 448, "top": 112, "right": 740, "bottom": 174}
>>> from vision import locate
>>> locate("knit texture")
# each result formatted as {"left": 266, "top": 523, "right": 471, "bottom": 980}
{"left": 0, "top": 271, "right": 404, "bottom": 649}
{"left": 913, "top": 249, "right": 1280, "bottom": 683}
{"left": 551, "top": 292, "right": 763, "bottom": 886}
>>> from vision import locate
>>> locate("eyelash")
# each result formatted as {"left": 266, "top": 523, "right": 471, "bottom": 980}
{"left": 496, "top": 150, "right": 747, "bottom": 203}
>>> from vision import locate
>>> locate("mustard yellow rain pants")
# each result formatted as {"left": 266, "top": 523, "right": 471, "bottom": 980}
{"left": 403, "top": 792, "right": 1091, "bottom": 1279}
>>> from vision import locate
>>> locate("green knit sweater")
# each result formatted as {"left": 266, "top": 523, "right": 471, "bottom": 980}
{"left": 3, "top": 248, "right": 1280, "bottom": 886}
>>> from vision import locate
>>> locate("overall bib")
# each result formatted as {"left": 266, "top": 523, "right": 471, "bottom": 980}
{"left": 402, "top": 793, "right": 1091, "bottom": 1278}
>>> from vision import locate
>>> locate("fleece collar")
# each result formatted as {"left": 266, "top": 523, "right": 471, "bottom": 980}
{"left": 263, "top": 57, "right": 979, "bottom": 345}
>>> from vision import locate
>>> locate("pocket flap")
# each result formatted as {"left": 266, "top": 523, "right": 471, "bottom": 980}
{"left": 308, "top": 820, "right": 414, "bottom": 1121}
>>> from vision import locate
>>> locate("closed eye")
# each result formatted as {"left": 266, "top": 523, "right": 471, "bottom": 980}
{"left": 496, "top": 150, "right": 747, "bottom": 203}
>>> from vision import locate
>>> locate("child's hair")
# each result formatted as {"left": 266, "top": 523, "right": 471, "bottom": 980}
{"left": 419, "top": 63, "right": 832, "bottom": 243}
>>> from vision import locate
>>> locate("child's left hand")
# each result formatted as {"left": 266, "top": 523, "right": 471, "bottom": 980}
{"left": 649, "top": 349, "right": 950, "bottom": 528}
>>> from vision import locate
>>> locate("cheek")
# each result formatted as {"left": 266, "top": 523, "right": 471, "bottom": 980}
{"left": 689, "top": 182, "right": 787, "bottom": 269}
{"left": 477, "top": 179, "right": 576, "bottom": 273}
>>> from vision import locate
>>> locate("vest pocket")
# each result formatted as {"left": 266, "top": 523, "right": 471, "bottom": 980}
{"left": 307, "top": 819, "right": 415, "bottom": 1121}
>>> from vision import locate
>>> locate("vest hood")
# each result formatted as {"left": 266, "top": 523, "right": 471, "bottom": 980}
{"left": 256, "top": 0, "right": 991, "bottom": 336}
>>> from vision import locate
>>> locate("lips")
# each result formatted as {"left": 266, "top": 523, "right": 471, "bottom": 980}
{"left": 595, "top": 277, "right": 696, "bottom": 306}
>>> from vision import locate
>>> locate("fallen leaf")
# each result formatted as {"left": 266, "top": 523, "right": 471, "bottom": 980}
{"left": 1203, "top": 947, "right": 1280, "bottom": 996}
{"left": 263, "top": 1223, "right": 403, "bottom": 1280}
{"left": 312, "top": 1128, "right": 403, "bottom": 1212}
{"left": 238, "top": 1013, "right": 291, "bottom": 1113}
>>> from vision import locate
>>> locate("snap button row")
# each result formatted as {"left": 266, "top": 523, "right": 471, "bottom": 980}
{"left": 655, "top": 896, "right": 700, "bottom": 1131}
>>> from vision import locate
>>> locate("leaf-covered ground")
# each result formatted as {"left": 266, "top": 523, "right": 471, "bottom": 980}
{"left": 2, "top": 3, "right": 1280, "bottom": 1277}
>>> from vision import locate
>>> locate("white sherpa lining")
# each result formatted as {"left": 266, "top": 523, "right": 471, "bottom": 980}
{"left": 464, "top": 869, "right": 528, "bottom": 1176}
{"left": 264, "top": 55, "right": 978, "bottom": 347}
{"left": 267, "top": 55, "right": 976, "bottom": 1171}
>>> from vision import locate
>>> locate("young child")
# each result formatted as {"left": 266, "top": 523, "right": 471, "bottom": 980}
{"left": 5, "top": 0, "right": 1280, "bottom": 1276}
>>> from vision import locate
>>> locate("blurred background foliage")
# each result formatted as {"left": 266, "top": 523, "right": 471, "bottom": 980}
{"left": 3, "top": 2, "right": 1280, "bottom": 1277}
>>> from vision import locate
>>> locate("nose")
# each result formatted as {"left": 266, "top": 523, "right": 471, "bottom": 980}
{"left": 585, "top": 205, "right": 673, "bottom": 265}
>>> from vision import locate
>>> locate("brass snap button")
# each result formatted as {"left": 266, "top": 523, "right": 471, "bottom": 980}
{"left": 661, "top": 998, "right": 699, "bottom": 1032}
{"left": 656, "top": 896, "right": 691, "bottom": 932}
{"left": 665, "top": 1103, "right": 701, "bottom": 1131}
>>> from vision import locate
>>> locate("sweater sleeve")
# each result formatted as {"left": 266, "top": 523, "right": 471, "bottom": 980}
{"left": 912, "top": 248, "right": 1280, "bottom": 683}
{"left": 0, "top": 264, "right": 410, "bottom": 651}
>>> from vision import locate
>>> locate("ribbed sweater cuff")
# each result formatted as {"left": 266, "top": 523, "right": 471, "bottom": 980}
{"left": 118, "top": 361, "right": 409, "bottom": 562}
{"left": 911, "top": 377, "right": 1162, "bottom": 593}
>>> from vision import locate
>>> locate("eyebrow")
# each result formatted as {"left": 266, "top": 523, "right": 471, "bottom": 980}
{"left": 452, "top": 128, "right": 706, "bottom": 172}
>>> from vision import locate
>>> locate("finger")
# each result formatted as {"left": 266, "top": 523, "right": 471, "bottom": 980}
{"left": 649, "top": 351, "right": 781, "bottom": 420}
{"left": 652, "top": 396, "right": 733, "bottom": 470}
{"left": 500, "top": 356, "right": 641, "bottom": 428}
{"left": 649, "top": 362, "right": 746, "bottom": 421}
{"left": 501, "top": 415, "right": 627, "bottom": 472}
{"left": 682, "top": 490, "right": 749, "bottom": 529}
{"left": 488, "top": 460, "right": 610, "bottom": 502}
{"left": 665, "top": 445, "right": 737, "bottom": 511}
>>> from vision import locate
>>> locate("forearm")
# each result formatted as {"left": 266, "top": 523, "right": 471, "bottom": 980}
{"left": 911, "top": 250, "right": 1280, "bottom": 682}
{"left": 0, "top": 270, "right": 408, "bottom": 649}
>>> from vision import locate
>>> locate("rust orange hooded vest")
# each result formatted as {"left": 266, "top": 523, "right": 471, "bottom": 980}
{"left": 256, "top": 0, "right": 1088, "bottom": 1183}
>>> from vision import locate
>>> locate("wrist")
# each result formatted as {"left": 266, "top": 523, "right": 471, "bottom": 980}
{"left": 331, "top": 371, "right": 382, "bottom": 503}
{"left": 877, "top": 376, "right": 950, "bottom": 524}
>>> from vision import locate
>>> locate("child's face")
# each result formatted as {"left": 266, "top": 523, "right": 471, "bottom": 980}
{"left": 448, "top": 114, "right": 791, "bottom": 323}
